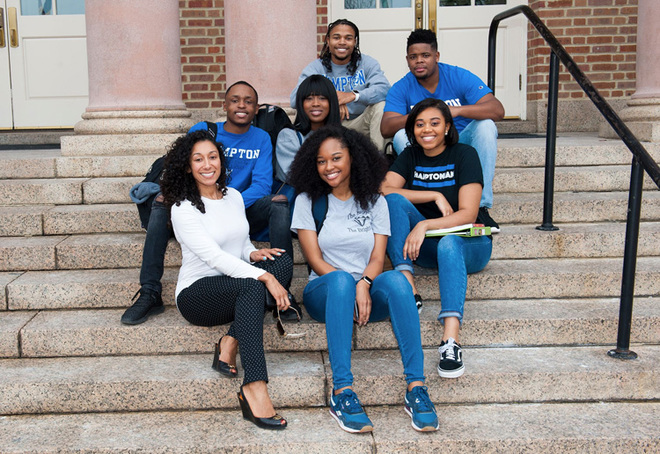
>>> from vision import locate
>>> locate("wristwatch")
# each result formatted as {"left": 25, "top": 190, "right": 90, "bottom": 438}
{"left": 352, "top": 90, "right": 360, "bottom": 102}
{"left": 359, "top": 275, "right": 373, "bottom": 286}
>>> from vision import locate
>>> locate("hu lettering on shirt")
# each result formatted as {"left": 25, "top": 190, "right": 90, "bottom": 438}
{"left": 329, "top": 70, "right": 366, "bottom": 92}
{"left": 413, "top": 164, "right": 455, "bottom": 188}
{"left": 224, "top": 147, "right": 261, "bottom": 159}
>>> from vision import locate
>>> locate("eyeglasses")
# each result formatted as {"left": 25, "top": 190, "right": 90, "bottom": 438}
{"left": 274, "top": 306, "right": 306, "bottom": 339}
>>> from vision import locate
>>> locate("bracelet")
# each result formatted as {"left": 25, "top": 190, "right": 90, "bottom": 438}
{"left": 359, "top": 275, "right": 373, "bottom": 287}
{"left": 352, "top": 90, "right": 360, "bottom": 103}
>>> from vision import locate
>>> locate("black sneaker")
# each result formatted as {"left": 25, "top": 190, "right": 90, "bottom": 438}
{"left": 120, "top": 288, "right": 165, "bottom": 325}
{"left": 478, "top": 207, "right": 500, "bottom": 233}
{"left": 437, "top": 337, "right": 465, "bottom": 378}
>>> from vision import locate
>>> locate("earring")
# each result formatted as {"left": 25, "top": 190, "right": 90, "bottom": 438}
{"left": 445, "top": 131, "right": 448, "bottom": 136}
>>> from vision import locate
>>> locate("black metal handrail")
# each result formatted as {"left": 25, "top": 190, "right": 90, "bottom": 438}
{"left": 487, "top": 5, "right": 660, "bottom": 360}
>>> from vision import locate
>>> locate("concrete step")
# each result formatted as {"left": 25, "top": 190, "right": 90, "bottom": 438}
{"left": 1, "top": 345, "right": 658, "bottom": 415}
{"left": 494, "top": 164, "right": 660, "bottom": 193}
{"left": 3, "top": 222, "right": 660, "bottom": 272}
{"left": 0, "top": 129, "right": 71, "bottom": 146}
{"left": 10, "top": 297, "right": 660, "bottom": 359}
{"left": 81, "top": 176, "right": 141, "bottom": 204}
{"left": 0, "top": 150, "right": 59, "bottom": 179}
{"left": 2, "top": 190, "right": 659, "bottom": 237}
{"left": 0, "top": 401, "right": 658, "bottom": 453}
{"left": 4, "top": 257, "right": 660, "bottom": 311}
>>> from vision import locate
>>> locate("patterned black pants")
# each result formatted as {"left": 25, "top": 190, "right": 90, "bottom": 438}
{"left": 177, "top": 254, "right": 293, "bottom": 385}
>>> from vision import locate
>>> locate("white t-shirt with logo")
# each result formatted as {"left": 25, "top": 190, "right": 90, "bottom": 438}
{"left": 291, "top": 193, "right": 390, "bottom": 281}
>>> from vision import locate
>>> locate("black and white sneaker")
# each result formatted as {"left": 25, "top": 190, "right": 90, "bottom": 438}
{"left": 478, "top": 207, "right": 500, "bottom": 234}
{"left": 414, "top": 294, "right": 423, "bottom": 314}
{"left": 437, "top": 338, "right": 465, "bottom": 378}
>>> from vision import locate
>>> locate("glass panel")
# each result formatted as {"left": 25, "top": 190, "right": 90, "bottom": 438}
{"left": 381, "top": 0, "right": 411, "bottom": 7}
{"left": 56, "top": 0, "right": 85, "bottom": 15}
{"left": 439, "top": 0, "right": 470, "bottom": 6}
{"left": 345, "top": 0, "right": 375, "bottom": 8}
{"left": 21, "top": 0, "right": 53, "bottom": 15}
{"left": 476, "top": 0, "right": 506, "bottom": 5}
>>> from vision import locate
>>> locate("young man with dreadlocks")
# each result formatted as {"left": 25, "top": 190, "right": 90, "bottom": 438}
{"left": 290, "top": 19, "right": 390, "bottom": 151}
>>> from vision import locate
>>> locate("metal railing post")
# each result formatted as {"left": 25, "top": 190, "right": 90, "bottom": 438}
{"left": 608, "top": 157, "right": 644, "bottom": 360}
{"left": 537, "top": 51, "right": 559, "bottom": 231}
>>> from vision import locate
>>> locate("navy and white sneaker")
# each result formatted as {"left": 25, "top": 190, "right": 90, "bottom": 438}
{"left": 329, "top": 389, "right": 373, "bottom": 433}
{"left": 437, "top": 337, "right": 465, "bottom": 378}
{"left": 404, "top": 385, "right": 439, "bottom": 432}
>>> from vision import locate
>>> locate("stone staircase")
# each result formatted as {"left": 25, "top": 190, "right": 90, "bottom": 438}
{"left": 1, "top": 133, "right": 659, "bottom": 452}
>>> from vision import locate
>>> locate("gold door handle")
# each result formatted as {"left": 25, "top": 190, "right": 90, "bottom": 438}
{"left": 428, "top": 0, "right": 437, "bottom": 31}
{"left": 415, "top": 0, "right": 423, "bottom": 29}
{"left": 0, "top": 8, "right": 5, "bottom": 48}
{"left": 8, "top": 7, "right": 18, "bottom": 48}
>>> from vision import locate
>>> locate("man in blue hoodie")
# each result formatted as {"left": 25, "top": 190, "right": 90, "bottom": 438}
{"left": 121, "top": 81, "right": 291, "bottom": 325}
{"left": 291, "top": 19, "right": 390, "bottom": 150}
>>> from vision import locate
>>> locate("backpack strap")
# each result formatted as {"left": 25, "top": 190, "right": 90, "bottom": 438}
{"left": 295, "top": 131, "right": 303, "bottom": 146}
{"left": 204, "top": 121, "right": 218, "bottom": 140}
{"left": 311, "top": 194, "right": 329, "bottom": 234}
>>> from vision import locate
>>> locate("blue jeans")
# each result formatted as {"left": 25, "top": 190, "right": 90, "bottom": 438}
{"left": 392, "top": 119, "right": 498, "bottom": 208}
{"left": 303, "top": 270, "right": 425, "bottom": 391}
{"left": 384, "top": 193, "right": 492, "bottom": 323}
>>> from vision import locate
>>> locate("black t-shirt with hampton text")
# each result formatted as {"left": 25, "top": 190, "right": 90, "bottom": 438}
{"left": 389, "top": 142, "right": 483, "bottom": 220}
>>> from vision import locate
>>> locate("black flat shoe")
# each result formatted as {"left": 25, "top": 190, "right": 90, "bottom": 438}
{"left": 211, "top": 336, "right": 237, "bottom": 378}
{"left": 237, "top": 386, "right": 287, "bottom": 430}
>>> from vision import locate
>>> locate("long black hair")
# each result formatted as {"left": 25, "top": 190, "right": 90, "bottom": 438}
{"left": 293, "top": 75, "right": 342, "bottom": 135}
{"left": 288, "top": 125, "right": 387, "bottom": 211}
{"left": 320, "top": 19, "right": 362, "bottom": 75}
{"left": 160, "top": 130, "right": 228, "bottom": 213}
{"left": 405, "top": 98, "right": 459, "bottom": 148}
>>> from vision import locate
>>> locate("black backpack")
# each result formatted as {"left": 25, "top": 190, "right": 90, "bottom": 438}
{"left": 252, "top": 104, "right": 293, "bottom": 169}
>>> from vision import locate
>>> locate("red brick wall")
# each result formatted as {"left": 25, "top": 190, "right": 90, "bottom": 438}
{"left": 317, "top": 0, "right": 329, "bottom": 56}
{"left": 179, "top": 0, "right": 225, "bottom": 110}
{"left": 527, "top": 0, "right": 637, "bottom": 102}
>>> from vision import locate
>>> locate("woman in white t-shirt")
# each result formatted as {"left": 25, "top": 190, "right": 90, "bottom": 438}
{"left": 288, "top": 125, "right": 438, "bottom": 434}
{"left": 161, "top": 130, "right": 292, "bottom": 431}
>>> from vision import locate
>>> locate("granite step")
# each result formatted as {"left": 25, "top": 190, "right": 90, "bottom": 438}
{"left": 3, "top": 221, "right": 660, "bottom": 272}
{"left": 8, "top": 297, "right": 660, "bottom": 359}
{"left": 4, "top": 257, "right": 660, "bottom": 310}
{"left": 0, "top": 401, "right": 658, "bottom": 453}
{"left": 2, "top": 190, "right": 658, "bottom": 237}
{"left": 0, "top": 178, "right": 87, "bottom": 205}
{"left": 494, "top": 164, "right": 660, "bottom": 193}
{"left": 1, "top": 345, "right": 658, "bottom": 415}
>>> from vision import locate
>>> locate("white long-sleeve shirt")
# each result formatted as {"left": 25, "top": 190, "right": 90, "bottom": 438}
{"left": 170, "top": 188, "right": 265, "bottom": 299}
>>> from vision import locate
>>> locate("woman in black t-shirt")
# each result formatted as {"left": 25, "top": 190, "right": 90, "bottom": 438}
{"left": 381, "top": 98, "right": 493, "bottom": 380}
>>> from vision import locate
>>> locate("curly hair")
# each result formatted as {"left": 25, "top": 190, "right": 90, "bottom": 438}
{"left": 407, "top": 28, "right": 438, "bottom": 52}
{"left": 293, "top": 75, "right": 342, "bottom": 135}
{"left": 405, "top": 98, "right": 459, "bottom": 149}
{"left": 320, "top": 19, "right": 361, "bottom": 75}
{"left": 288, "top": 125, "right": 387, "bottom": 211}
{"left": 160, "top": 130, "right": 228, "bottom": 213}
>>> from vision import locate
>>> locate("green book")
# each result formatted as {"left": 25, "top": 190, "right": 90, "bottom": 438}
{"left": 425, "top": 223, "right": 491, "bottom": 238}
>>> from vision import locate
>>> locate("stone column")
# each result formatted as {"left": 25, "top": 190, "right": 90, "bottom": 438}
{"left": 224, "top": 0, "right": 317, "bottom": 106}
{"left": 601, "top": 0, "right": 660, "bottom": 142}
{"left": 62, "top": 0, "right": 193, "bottom": 156}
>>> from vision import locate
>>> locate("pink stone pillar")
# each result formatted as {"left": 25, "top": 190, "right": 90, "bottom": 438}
{"left": 62, "top": 0, "right": 193, "bottom": 155}
{"left": 601, "top": 0, "right": 660, "bottom": 141}
{"left": 224, "top": 0, "right": 317, "bottom": 105}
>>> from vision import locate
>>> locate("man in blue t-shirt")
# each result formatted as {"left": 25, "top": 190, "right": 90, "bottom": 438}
{"left": 121, "top": 81, "right": 292, "bottom": 325}
{"left": 380, "top": 29, "right": 504, "bottom": 229}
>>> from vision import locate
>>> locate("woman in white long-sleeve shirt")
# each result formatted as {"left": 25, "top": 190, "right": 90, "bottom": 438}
{"left": 161, "top": 130, "right": 292, "bottom": 430}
